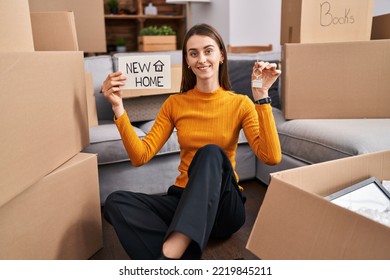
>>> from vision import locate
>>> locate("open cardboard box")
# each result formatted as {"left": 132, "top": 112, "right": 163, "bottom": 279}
{"left": 281, "top": 39, "right": 390, "bottom": 119}
{"left": 85, "top": 72, "right": 99, "bottom": 127}
{"left": 281, "top": 0, "right": 373, "bottom": 44}
{"left": 247, "top": 150, "right": 390, "bottom": 259}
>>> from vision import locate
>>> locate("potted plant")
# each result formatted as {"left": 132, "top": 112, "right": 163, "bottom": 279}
{"left": 107, "top": 0, "right": 119, "bottom": 14}
{"left": 115, "top": 37, "right": 127, "bottom": 53}
{"left": 138, "top": 25, "right": 177, "bottom": 52}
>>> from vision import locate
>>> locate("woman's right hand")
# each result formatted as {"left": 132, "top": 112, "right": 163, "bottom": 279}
{"left": 101, "top": 71, "right": 127, "bottom": 118}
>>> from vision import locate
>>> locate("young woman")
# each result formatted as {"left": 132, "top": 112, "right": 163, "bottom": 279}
{"left": 101, "top": 23, "right": 282, "bottom": 260}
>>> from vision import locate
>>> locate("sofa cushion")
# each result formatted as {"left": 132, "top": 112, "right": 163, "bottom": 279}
{"left": 138, "top": 120, "right": 180, "bottom": 156}
{"left": 89, "top": 120, "right": 145, "bottom": 144}
{"left": 228, "top": 57, "right": 281, "bottom": 109}
{"left": 84, "top": 119, "right": 184, "bottom": 165}
{"left": 123, "top": 94, "right": 172, "bottom": 122}
{"left": 274, "top": 108, "right": 390, "bottom": 164}
{"left": 84, "top": 55, "right": 113, "bottom": 93}
{"left": 83, "top": 121, "right": 145, "bottom": 165}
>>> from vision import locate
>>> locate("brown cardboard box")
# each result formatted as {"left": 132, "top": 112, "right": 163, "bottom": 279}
{"left": 282, "top": 39, "right": 390, "bottom": 119}
{"left": 31, "top": 11, "right": 79, "bottom": 51}
{"left": 0, "top": 153, "right": 102, "bottom": 260}
{"left": 281, "top": 0, "right": 374, "bottom": 44}
{"left": 371, "top": 13, "right": 390, "bottom": 40}
{"left": 247, "top": 150, "right": 390, "bottom": 260}
{"left": 29, "top": 0, "right": 106, "bottom": 53}
{"left": 0, "top": 0, "right": 34, "bottom": 51}
{"left": 122, "top": 64, "right": 182, "bottom": 98}
{"left": 138, "top": 35, "right": 177, "bottom": 52}
{"left": 0, "top": 52, "right": 89, "bottom": 207}
{"left": 85, "top": 72, "right": 99, "bottom": 127}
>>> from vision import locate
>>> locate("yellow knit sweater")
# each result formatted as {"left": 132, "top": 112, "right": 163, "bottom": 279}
{"left": 115, "top": 87, "right": 281, "bottom": 188}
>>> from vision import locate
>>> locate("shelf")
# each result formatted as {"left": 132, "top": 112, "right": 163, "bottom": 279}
{"left": 103, "top": 1, "right": 186, "bottom": 53}
{"left": 105, "top": 14, "right": 186, "bottom": 20}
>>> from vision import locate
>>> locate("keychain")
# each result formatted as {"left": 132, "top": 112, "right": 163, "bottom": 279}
{"left": 251, "top": 68, "right": 263, "bottom": 88}
{"left": 251, "top": 54, "right": 263, "bottom": 88}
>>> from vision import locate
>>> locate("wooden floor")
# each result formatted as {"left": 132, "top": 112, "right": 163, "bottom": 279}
{"left": 89, "top": 179, "right": 267, "bottom": 260}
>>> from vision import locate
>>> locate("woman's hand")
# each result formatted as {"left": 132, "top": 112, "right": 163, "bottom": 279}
{"left": 101, "top": 71, "right": 127, "bottom": 118}
{"left": 251, "top": 61, "right": 281, "bottom": 100}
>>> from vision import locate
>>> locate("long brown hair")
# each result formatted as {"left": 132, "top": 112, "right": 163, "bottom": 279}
{"left": 180, "top": 23, "right": 231, "bottom": 92}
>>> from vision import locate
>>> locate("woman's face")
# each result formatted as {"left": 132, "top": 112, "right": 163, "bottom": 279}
{"left": 185, "top": 34, "right": 224, "bottom": 83}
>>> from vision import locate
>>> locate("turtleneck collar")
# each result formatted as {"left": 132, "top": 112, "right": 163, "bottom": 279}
{"left": 191, "top": 86, "right": 224, "bottom": 99}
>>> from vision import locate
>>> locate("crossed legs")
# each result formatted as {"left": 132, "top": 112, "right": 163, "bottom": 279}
{"left": 104, "top": 144, "right": 246, "bottom": 259}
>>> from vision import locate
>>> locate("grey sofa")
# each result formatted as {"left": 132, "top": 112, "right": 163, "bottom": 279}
{"left": 83, "top": 51, "right": 390, "bottom": 205}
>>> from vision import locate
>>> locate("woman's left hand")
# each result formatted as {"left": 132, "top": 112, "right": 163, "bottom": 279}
{"left": 251, "top": 61, "right": 281, "bottom": 100}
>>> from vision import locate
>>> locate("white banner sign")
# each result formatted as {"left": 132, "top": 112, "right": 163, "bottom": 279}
{"left": 118, "top": 55, "right": 171, "bottom": 90}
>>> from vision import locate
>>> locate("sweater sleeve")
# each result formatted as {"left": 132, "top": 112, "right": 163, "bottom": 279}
{"left": 241, "top": 99, "right": 282, "bottom": 165}
{"left": 114, "top": 100, "right": 175, "bottom": 167}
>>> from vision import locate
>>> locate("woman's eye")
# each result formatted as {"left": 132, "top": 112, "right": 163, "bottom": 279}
{"left": 189, "top": 52, "right": 198, "bottom": 57}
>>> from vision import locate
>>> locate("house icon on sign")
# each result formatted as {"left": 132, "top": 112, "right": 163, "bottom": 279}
{"left": 153, "top": 60, "right": 165, "bottom": 72}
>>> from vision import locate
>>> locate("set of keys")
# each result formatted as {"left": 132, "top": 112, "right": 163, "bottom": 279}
{"left": 251, "top": 55, "right": 263, "bottom": 88}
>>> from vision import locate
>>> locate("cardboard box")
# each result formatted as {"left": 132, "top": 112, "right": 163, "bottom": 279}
{"left": 85, "top": 72, "right": 99, "bottom": 127}
{"left": 122, "top": 64, "right": 182, "bottom": 98}
{"left": 371, "top": 13, "right": 390, "bottom": 40}
{"left": 29, "top": 0, "right": 106, "bottom": 53}
{"left": 138, "top": 35, "right": 177, "bottom": 52}
{"left": 281, "top": 39, "right": 390, "bottom": 119}
{"left": 31, "top": 11, "right": 79, "bottom": 51}
{"left": 0, "top": 0, "right": 34, "bottom": 51}
{"left": 0, "top": 52, "right": 89, "bottom": 207}
{"left": 281, "top": 0, "right": 374, "bottom": 44}
{"left": 0, "top": 153, "right": 102, "bottom": 260}
{"left": 247, "top": 150, "right": 390, "bottom": 260}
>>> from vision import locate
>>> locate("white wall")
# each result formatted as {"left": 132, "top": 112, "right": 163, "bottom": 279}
{"left": 229, "top": 0, "right": 281, "bottom": 52}
{"left": 374, "top": 0, "right": 390, "bottom": 15}
{"left": 191, "top": 0, "right": 390, "bottom": 54}
{"left": 191, "top": 0, "right": 230, "bottom": 44}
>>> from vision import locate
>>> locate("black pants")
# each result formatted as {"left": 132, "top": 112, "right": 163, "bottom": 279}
{"left": 104, "top": 144, "right": 246, "bottom": 259}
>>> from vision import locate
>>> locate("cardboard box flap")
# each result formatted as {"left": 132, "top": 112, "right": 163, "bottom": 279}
{"left": 85, "top": 72, "right": 98, "bottom": 127}
{"left": 371, "top": 13, "right": 390, "bottom": 40}
{"left": 272, "top": 150, "right": 390, "bottom": 196}
{"left": 31, "top": 11, "right": 79, "bottom": 51}
{"left": 0, "top": 52, "right": 89, "bottom": 207}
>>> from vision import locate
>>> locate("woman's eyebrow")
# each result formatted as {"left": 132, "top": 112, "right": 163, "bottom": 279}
{"left": 188, "top": 45, "right": 215, "bottom": 52}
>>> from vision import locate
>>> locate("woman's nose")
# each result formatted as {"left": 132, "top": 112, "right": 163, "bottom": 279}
{"left": 198, "top": 53, "right": 206, "bottom": 63}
